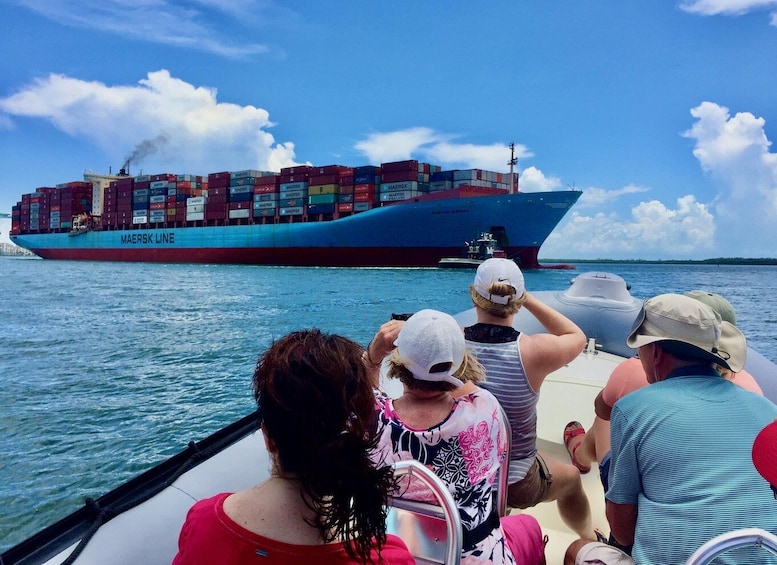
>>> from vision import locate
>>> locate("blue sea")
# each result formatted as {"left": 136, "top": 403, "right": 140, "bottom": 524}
{"left": 1, "top": 257, "right": 776, "bottom": 552}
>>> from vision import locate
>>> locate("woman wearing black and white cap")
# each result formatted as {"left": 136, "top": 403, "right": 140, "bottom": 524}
{"left": 366, "top": 309, "right": 547, "bottom": 565}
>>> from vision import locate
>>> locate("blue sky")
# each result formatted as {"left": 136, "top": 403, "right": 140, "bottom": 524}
{"left": 2, "top": 0, "right": 777, "bottom": 259}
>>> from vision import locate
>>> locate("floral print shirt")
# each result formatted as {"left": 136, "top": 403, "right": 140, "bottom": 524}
{"left": 373, "top": 389, "right": 516, "bottom": 564}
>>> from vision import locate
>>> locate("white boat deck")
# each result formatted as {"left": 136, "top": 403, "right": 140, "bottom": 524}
{"left": 518, "top": 348, "right": 621, "bottom": 564}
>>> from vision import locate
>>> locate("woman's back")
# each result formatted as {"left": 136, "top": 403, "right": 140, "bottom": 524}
{"left": 374, "top": 388, "right": 518, "bottom": 563}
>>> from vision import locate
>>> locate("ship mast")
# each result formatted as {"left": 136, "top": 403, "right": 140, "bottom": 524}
{"left": 508, "top": 142, "right": 518, "bottom": 194}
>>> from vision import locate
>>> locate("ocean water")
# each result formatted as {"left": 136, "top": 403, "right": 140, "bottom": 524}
{"left": 1, "top": 257, "right": 776, "bottom": 552}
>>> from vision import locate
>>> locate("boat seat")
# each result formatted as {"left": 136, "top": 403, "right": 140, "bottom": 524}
{"left": 685, "top": 528, "right": 777, "bottom": 564}
{"left": 386, "top": 460, "right": 463, "bottom": 565}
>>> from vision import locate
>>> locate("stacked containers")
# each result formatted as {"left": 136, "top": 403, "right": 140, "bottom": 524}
{"left": 378, "top": 160, "right": 430, "bottom": 203}
{"left": 28, "top": 190, "right": 43, "bottom": 231}
{"left": 336, "top": 167, "right": 355, "bottom": 213}
{"left": 171, "top": 175, "right": 204, "bottom": 222}
{"left": 132, "top": 184, "right": 149, "bottom": 226}
{"left": 206, "top": 172, "right": 230, "bottom": 222}
{"left": 229, "top": 170, "right": 274, "bottom": 220}
{"left": 452, "top": 169, "right": 515, "bottom": 191}
{"left": 11, "top": 203, "right": 21, "bottom": 235}
{"left": 148, "top": 177, "right": 170, "bottom": 224}
{"left": 102, "top": 176, "right": 135, "bottom": 228}
{"left": 57, "top": 182, "right": 92, "bottom": 228}
{"left": 186, "top": 196, "right": 206, "bottom": 221}
{"left": 253, "top": 174, "right": 279, "bottom": 220}
{"left": 18, "top": 194, "right": 30, "bottom": 233}
{"left": 430, "top": 169, "right": 456, "bottom": 192}
{"left": 308, "top": 165, "right": 347, "bottom": 216}
{"left": 279, "top": 166, "right": 312, "bottom": 218}
{"left": 352, "top": 165, "right": 380, "bottom": 212}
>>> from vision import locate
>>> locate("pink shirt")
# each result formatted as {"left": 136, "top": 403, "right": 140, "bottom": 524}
{"left": 602, "top": 357, "right": 763, "bottom": 409}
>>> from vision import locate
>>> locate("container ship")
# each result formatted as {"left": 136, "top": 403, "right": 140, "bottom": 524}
{"left": 9, "top": 158, "right": 581, "bottom": 268}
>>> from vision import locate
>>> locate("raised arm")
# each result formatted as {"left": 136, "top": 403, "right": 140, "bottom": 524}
{"left": 519, "top": 292, "right": 586, "bottom": 389}
{"left": 363, "top": 319, "right": 404, "bottom": 388}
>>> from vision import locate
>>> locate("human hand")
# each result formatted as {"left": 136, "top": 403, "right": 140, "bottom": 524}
{"left": 366, "top": 319, "right": 405, "bottom": 366}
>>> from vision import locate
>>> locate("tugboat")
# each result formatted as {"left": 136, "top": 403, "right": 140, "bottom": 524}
{"left": 68, "top": 213, "right": 91, "bottom": 237}
{"left": 437, "top": 232, "right": 507, "bottom": 269}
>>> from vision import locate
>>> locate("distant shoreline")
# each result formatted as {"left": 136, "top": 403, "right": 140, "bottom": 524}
{"left": 542, "top": 258, "right": 777, "bottom": 266}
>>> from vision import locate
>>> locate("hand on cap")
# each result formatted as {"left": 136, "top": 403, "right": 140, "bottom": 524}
{"left": 366, "top": 319, "right": 404, "bottom": 366}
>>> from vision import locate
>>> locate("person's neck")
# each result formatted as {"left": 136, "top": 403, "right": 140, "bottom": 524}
{"left": 475, "top": 307, "right": 514, "bottom": 326}
{"left": 401, "top": 388, "right": 454, "bottom": 403}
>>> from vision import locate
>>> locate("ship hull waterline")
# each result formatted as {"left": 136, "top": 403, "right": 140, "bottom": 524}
{"left": 12, "top": 190, "right": 581, "bottom": 268}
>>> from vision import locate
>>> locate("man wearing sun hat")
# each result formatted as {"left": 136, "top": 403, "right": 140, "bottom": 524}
{"left": 567, "top": 293, "right": 777, "bottom": 565}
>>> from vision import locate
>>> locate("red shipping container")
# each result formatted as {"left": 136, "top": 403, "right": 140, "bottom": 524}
{"left": 309, "top": 165, "right": 346, "bottom": 176}
{"left": 280, "top": 165, "right": 313, "bottom": 175}
{"left": 380, "top": 160, "right": 418, "bottom": 173}
{"left": 381, "top": 170, "right": 417, "bottom": 183}
{"left": 150, "top": 173, "right": 176, "bottom": 182}
{"left": 310, "top": 174, "right": 339, "bottom": 185}
{"left": 337, "top": 203, "right": 354, "bottom": 213}
{"left": 278, "top": 173, "right": 310, "bottom": 184}
{"left": 208, "top": 176, "right": 230, "bottom": 188}
{"left": 254, "top": 185, "right": 277, "bottom": 194}
{"left": 255, "top": 175, "right": 278, "bottom": 186}
{"left": 354, "top": 192, "right": 376, "bottom": 202}
{"left": 150, "top": 202, "right": 166, "bottom": 210}
{"left": 205, "top": 208, "right": 227, "bottom": 220}
{"left": 353, "top": 184, "right": 376, "bottom": 194}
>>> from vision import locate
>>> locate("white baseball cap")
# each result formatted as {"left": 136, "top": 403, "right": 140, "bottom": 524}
{"left": 472, "top": 258, "right": 525, "bottom": 305}
{"left": 394, "top": 309, "right": 465, "bottom": 387}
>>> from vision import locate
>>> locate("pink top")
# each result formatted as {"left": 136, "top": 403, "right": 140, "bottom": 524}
{"left": 602, "top": 357, "right": 763, "bottom": 409}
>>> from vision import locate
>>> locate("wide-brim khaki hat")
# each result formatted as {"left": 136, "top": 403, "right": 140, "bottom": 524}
{"left": 626, "top": 293, "right": 746, "bottom": 372}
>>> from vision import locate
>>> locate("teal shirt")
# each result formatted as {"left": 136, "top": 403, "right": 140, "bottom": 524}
{"left": 607, "top": 369, "right": 777, "bottom": 564}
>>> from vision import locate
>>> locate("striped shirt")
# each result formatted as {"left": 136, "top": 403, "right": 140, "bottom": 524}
{"left": 465, "top": 323, "right": 538, "bottom": 484}
{"left": 608, "top": 368, "right": 777, "bottom": 564}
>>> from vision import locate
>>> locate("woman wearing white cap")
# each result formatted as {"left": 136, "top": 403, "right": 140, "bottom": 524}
{"left": 463, "top": 258, "right": 595, "bottom": 540}
{"left": 365, "top": 309, "right": 547, "bottom": 565}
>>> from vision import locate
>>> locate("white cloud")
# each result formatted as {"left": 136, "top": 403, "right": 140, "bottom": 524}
{"left": 542, "top": 195, "right": 716, "bottom": 260}
{"left": 576, "top": 184, "right": 650, "bottom": 208}
{"left": 543, "top": 101, "right": 777, "bottom": 260}
{"left": 679, "top": 0, "right": 777, "bottom": 25}
{"left": 0, "top": 70, "right": 302, "bottom": 174}
{"left": 682, "top": 101, "right": 777, "bottom": 253}
{"left": 354, "top": 127, "right": 533, "bottom": 173}
{"left": 518, "top": 166, "right": 562, "bottom": 192}
{"left": 15, "top": 0, "right": 271, "bottom": 57}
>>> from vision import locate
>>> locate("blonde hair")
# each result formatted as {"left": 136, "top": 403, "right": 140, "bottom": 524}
{"left": 469, "top": 283, "right": 526, "bottom": 317}
{"left": 386, "top": 349, "right": 485, "bottom": 390}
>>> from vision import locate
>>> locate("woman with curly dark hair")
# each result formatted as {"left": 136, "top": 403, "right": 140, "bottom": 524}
{"left": 172, "top": 329, "right": 413, "bottom": 564}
